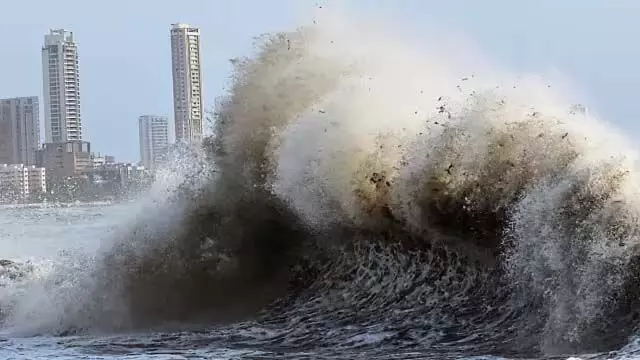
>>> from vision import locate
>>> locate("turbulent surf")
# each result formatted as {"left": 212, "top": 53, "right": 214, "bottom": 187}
{"left": 3, "top": 12, "right": 640, "bottom": 360}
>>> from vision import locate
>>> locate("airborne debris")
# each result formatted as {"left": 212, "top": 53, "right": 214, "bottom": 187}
{"left": 370, "top": 172, "right": 385, "bottom": 184}
{"left": 561, "top": 132, "right": 569, "bottom": 139}
{"left": 446, "top": 164, "right": 454, "bottom": 175}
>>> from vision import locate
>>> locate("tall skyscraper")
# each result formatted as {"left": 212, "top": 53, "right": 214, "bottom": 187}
{"left": 42, "top": 29, "right": 82, "bottom": 143}
{"left": 139, "top": 115, "right": 169, "bottom": 170}
{"left": 170, "top": 23, "right": 203, "bottom": 144}
{"left": 0, "top": 97, "right": 40, "bottom": 166}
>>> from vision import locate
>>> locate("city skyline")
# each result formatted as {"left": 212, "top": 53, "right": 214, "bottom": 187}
{"left": 6, "top": 24, "right": 205, "bottom": 168}
{"left": 2, "top": 1, "right": 640, "bottom": 162}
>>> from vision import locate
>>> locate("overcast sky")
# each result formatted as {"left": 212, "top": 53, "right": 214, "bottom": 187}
{"left": 1, "top": 0, "right": 639, "bottom": 162}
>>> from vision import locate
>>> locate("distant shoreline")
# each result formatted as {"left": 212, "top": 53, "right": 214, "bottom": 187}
{"left": 0, "top": 200, "right": 118, "bottom": 210}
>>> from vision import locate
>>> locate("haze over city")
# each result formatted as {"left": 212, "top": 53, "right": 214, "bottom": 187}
{"left": 2, "top": 0, "right": 640, "bottom": 162}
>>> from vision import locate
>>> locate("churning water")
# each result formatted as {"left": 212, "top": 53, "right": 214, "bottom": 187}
{"left": 3, "top": 10, "right": 640, "bottom": 360}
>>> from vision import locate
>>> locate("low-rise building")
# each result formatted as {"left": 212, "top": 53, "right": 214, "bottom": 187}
{"left": 91, "top": 153, "right": 105, "bottom": 168}
{"left": 82, "top": 162, "right": 150, "bottom": 199}
{"left": 27, "top": 166, "right": 46, "bottom": 195}
{"left": 0, "top": 164, "right": 47, "bottom": 202}
{"left": 36, "top": 140, "right": 91, "bottom": 184}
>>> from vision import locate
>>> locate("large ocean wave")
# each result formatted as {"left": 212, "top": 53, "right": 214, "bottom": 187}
{"left": 3, "top": 11, "right": 640, "bottom": 359}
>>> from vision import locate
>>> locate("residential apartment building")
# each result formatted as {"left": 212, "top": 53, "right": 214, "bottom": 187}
{"left": 170, "top": 23, "right": 203, "bottom": 144}
{"left": 42, "top": 29, "right": 82, "bottom": 143}
{"left": 0, "top": 164, "right": 47, "bottom": 201}
{"left": 0, "top": 97, "right": 40, "bottom": 166}
{"left": 27, "top": 166, "right": 47, "bottom": 194}
{"left": 139, "top": 115, "right": 169, "bottom": 171}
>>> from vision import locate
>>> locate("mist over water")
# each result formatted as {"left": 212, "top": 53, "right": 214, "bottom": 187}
{"left": 3, "top": 10, "right": 640, "bottom": 359}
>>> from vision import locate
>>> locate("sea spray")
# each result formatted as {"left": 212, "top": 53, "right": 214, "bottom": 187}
{"left": 2, "top": 10, "right": 640, "bottom": 358}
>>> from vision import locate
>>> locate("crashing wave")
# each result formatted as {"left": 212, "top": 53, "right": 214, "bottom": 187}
{"left": 3, "top": 10, "right": 640, "bottom": 359}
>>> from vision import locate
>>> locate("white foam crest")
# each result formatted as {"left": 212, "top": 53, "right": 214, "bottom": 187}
{"left": 249, "top": 10, "right": 640, "bottom": 351}
{"left": 270, "top": 14, "right": 492, "bottom": 228}
{"left": 0, "top": 257, "right": 93, "bottom": 335}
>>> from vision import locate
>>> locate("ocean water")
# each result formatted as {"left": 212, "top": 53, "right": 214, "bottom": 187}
{"left": 1, "top": 203, "right": 640, "bottom": 360}
{"left": 4, "top": 9, "right": 640, "bottom": 360}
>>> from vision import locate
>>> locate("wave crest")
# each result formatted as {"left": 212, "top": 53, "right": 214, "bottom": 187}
{"left": 5, "top": 12, "right": 640, "bottom": 358}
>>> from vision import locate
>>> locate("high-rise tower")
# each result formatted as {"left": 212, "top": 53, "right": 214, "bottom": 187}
{"left": 0, "top": 97, "right": 40, "bottom": 165}
{"left": 139, "top": 115, "right": 169, "bottom": 170}
{"left": 42, "top": 29, "right": 82, "bottom": 143}
{"left": 170, "top": 23, "right": 203, "bottom": 144}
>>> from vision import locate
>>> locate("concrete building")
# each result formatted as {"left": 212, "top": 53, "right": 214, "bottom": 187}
{"left": 0, "top": 164, "right": 47, "bottom": 201}
{"left": 83, "top": 162, "right": 150, "bottom": 199}
{"left": 86, "top": 163, "right": 147, "bottom": 184}
{"left": 90, "top": 153, "right": 106, "bottom": 168}
{"left": 0, "top": 97, "right": 40, "bottom": 166}
{"left": 139, "top": 115, "right": 169, "bottom": 171}
{"left": 36, "top": 140, "right": 91, "bottom": 183}
{"left": 42, "top": 29, "right": 82, "bottom": 143}
{"left": 27, "top": 166, "right": 47, "bottom": 195}
{"left": 170, "top": 23, "right": 203, "bottom": 144}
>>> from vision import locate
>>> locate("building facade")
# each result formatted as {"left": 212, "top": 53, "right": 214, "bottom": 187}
{"left": 27, "top": 166, "right": 47, "bottom": 195}
{"left": 42, "top": 29, "right": 82, "bottom": 143}
{"left": 139, "top": 115, "right": 169, "bottom": 171}
{"left": 170, "top": 23, "right": 203, "bottom": 144}
{"left": 36, "top": 140, "right": 91, "bottom": 183}
{"left": 0, "top": 164, "right": 47, "bottom": 201}
{"left": 0, "top": 97, "right": 40, "bottom": 166}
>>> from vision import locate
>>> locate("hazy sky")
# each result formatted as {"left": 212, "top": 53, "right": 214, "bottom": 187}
{"left": 1, "top": 0, "right": 640, "bottom": 162}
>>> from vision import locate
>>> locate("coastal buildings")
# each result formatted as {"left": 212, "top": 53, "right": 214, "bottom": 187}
{"left": 0, "top": 23, "right": 210, "bottom": 202}
{"left": 0, "top": 97, "right": 40, "bottom": 166}
{"left": 170, "top": 23, "right": 203, "bottom": 144}
{"left": 0, "top": 164, "right": 47, "bottom": 201}
{"left": 36, "top": 140, "right": 91, "bottom": 183}
{"left": 42, "top": 29, "right": 82, "bottom": 143}
{"left": 138, "top": 115, "right": 169, "bottom": 171}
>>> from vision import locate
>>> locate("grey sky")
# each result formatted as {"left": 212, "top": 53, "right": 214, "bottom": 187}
{"left": 1, "top": 0, "right": 639, "bottom": 162}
